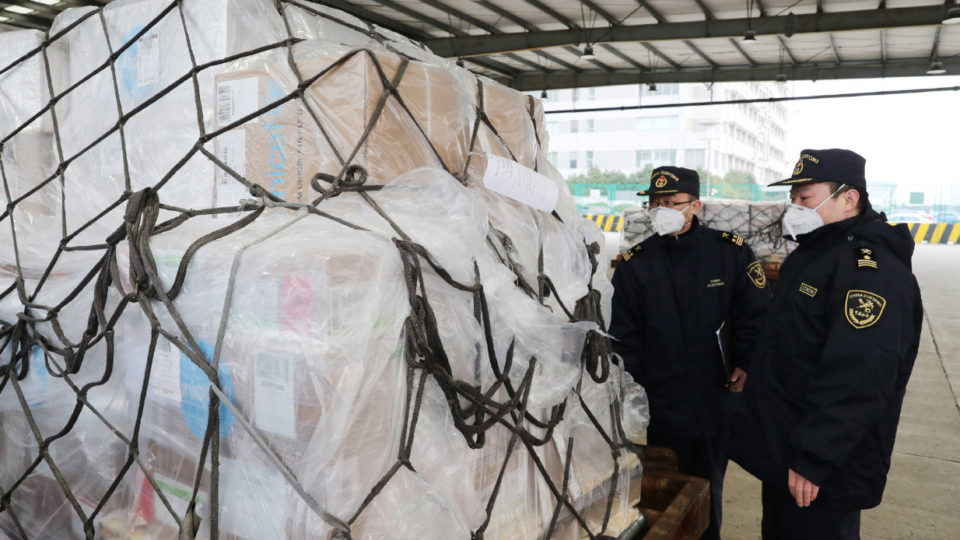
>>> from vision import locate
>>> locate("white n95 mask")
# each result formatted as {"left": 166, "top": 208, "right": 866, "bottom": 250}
{"left": 648, "top": 206, "right": 689, "bottom": 236}
{"left": 782, "top": 183, "right": 846, "bottom": 239}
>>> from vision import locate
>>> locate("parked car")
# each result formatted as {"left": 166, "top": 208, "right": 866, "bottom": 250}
{"left": 933, "top": 212, "right": 960, "bottom": 223}
{"left": 886, "top": 210, "right": 936, "bottom": 223}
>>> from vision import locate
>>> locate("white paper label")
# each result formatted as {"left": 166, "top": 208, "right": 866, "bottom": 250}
{"left": 216, "top": 77, "right": 259, "bottom": 127}
{"left": 136, "top": 32, "right": 160, "bottom": 87}
{"left": 215, "top": 130, "right": 249, "bottom": 205}
{"left": 150, "top": 341, "right": 181, "bottom": 403}
{"left": 481, "top": 154, "right": 559, "bottom": 212}
{"left": 254, "top": 351, "right": 296, "bottom": 439}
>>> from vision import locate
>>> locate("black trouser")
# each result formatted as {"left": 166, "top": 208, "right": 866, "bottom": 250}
{"left": 647, "top": 424, "right": 727, "bottom": 540}
{"left": 761, "top": 482, "right": 861, "bottom": 540}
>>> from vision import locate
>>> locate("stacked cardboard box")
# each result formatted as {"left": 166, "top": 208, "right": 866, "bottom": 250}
{"left": 0, "top": 2, "right": 647, "bottom": 539}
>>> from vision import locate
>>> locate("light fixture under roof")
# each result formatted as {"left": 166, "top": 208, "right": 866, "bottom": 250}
{"left": 580, "top": 45, "right": 595, "bottom": 60}
{"left": 776, "top": 73, "right": 788, "bottom": 83}
{"left": 742, "top": 30, "right": 758, "bottom": 44}
{"left": 927, "top": 61, "right": 947, "bottom": 75}
{"left": 4, "top": 5, "right": 35, "bottom": 14}
{"left": 648, "top": 82, "right": 657, "bottom": 93}
{"left": 943, "top": 5, "right": 960, "bottom": 24}
{"left": 540, "top": 89, "right": 548, "bottom": 99}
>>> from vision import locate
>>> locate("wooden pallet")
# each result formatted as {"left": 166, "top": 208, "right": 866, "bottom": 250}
{"left": 612, "top": 446, "right": 710, "bottom": 540}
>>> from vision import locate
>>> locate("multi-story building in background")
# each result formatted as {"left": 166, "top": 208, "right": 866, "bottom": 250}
{"left": 540, "top": 82, "right": 791, "bottom": 192}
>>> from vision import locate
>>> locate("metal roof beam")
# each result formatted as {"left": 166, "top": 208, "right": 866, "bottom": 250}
{"left": 729, "top": 38, "right": 757, "bottom": 66}
{"left": 599, "top": 43, "right": 648, "bottom": 70}
{"left": 642, "top": 42, "right": 681, "bottom": 70}
{"left": 580, "top": 0, "right": 620, "bottom": 26}
{"left": 517, "top": 0, "right": 617, "bottom": 73}
{"left": 930, "top": 25, "right": 943, "bottom": 60}
{"left": 352, "top": 0, "right": 519, "bottom": 77}
{"left": 693, "top": 0, "right": 716, "bottom": 20}
{"left": 880, "top": 29, "right": 887, "bottom": 63}
{"left": 514, "top": 58, "right": 959, "bottom": 90}
{"left": 312, "top": 0, "right": 431, "bottom": 40}
{"left": 779, "top": 36, "right": 798, "bottom": 64}
{"left": 633, "top": 0, "right": 666, "bottom": 23}
{"left": 425, "top": 5, "right": 949, "bottom": 58}
{"left": 828, "top": 34, "right": 842, "bottom": 64}
{"left": 0, "top": 3, "right": 51, "bottom": 29}
{"left": 684, "top": 40, "right": 718, "bottom": 68}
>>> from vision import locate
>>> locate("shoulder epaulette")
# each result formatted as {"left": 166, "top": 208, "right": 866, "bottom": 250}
{"left": 622, "top": 243, "right": 644, "bottom": 262}
{"left": 719, "top": 231, "right": 745, "bottom": 247}
{"left": 856, "top": 246, "right": 878, "bottom": 270}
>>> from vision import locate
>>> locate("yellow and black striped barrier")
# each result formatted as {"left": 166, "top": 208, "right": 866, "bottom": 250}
{"left": 582, "top": 215, "right": 959, "bottom": 243}
{"left": 585, "top": 214, "right": 624, "bottom": 232}
{"left": 890, "top": 222, "right": 960, "bottom": 244}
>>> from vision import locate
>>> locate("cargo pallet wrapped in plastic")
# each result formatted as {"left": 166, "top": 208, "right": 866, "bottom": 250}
{"left": 622, "top": 199, "right": 794, "bottom": 264}
{"left": 0, "top": 1, "right": 650, "bottom": 538}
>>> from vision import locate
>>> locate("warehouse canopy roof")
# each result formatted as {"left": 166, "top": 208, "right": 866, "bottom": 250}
{"left": 2, "top": 0, "right": 959, "bottom": 89}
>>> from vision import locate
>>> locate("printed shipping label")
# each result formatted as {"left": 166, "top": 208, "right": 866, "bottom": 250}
{"left": 150, "top": 341, "right": 181, "bottom": 403}
{"left": 254, "top": 351, "right": 296, "bottom": 439}
{"left": 215, "top": 129, "right": 249, "bottom": 205}
{"left": 481, "top": 154, "right": 559, "bottom": 212}
{"left": 216, "top": 77, "right": 259, "bottom": 127}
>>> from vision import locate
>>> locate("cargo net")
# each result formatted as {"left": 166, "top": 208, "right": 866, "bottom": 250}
{"left": 623, "top": 199, "right": 794, "bottom": 262}
{"left": 0, "top": 1, "right": 650, "bottom": 539}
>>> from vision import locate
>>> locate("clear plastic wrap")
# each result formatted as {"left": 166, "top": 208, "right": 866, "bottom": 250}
{"left": 622, "top": 199, "right": 794, "bottom": 262}
{"left": 0, "top": 3, "right": 649, "bottom": 539}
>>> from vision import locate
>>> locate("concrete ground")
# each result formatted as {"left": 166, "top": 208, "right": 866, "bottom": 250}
{"left": 721, "top": 243, "right": 960, "bottom": 539}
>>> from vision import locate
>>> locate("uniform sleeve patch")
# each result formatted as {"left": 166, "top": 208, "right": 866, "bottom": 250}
{"left": 845, "top": 290, "right": 886, "bottom": 329}
{"left": 720, "top": 231, "right": 744, "bottom": 247}
{"left": 623, "top": 244, "right": 643, "bottom": 262}
{"left": 857, "top": 247, "right": 878, "bottom": 270}
{"left": 746, "top": 260, "right": 766, "bottom": 288}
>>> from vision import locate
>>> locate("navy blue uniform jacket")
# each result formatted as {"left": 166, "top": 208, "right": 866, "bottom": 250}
{"left": 609, "top": 217, "right": 771, "bottom": 439}
{"left": 729, "top": 209, "right": 923, "bottom": 509}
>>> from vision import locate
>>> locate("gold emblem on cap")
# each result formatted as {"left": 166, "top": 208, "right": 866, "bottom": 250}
{"left": 793, "top": 160, "right": 803, "bottom": 176}
{"left": 655, "top": 175, "right": 668, "bottom": 188}
{"left": 845, "top": 290, "right": 886, "bottom": 329}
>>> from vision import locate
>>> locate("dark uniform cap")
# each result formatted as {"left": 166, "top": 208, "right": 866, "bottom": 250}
{"left": 770, "top": 148, "right": 867, "bottom": 190}
{"left": 638, "top": 166, "right": 700, "bottom": 197}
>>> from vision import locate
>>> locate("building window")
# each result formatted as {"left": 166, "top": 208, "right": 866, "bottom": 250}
{"left": 586, "top": 119, "right": 595, "bottom": 132}
{"left": 685, "top": 149, "right": 706, "bottom": 170}
{"left": 586, "top": 151, "right": 594, "bottom": 168}
{"left": 570, "top": 156, "right": 578, "bottom": 169}
{"left": 587, "top": 88, "right": 596, "bottom": 100}
{"left": 636, "top": 149, "right": 677, "bottom": 168}
{"left": 571, "top": 120, "right": 579, "bottom": 133}
{"left": 547, "top": 152, "right": 557, "bottom": 166}
{"left": 637, "top": 115, "right": 679, "bottom": 131}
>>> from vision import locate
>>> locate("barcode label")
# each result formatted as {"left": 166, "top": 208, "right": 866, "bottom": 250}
{"left": 254, "top": 351, "right": 295, "bottom": 438}
{"left": 217, "top": 85, "right": 234, "bottom": 125}
{"left": 149, "top": 341, "right": 181, "bottom": 403}
{"left": 215, "top": 130, "right": 247, "bottom": 205}
{"left": 136, "top": 32, "right": 160, "bottom": 87}
{"left": 215, "top": 77, "right": 259, "bottom": 127}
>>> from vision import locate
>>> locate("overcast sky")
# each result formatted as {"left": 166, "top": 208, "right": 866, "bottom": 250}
{"left": 779, "top": 75, "right": 960, "bottom": 188}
